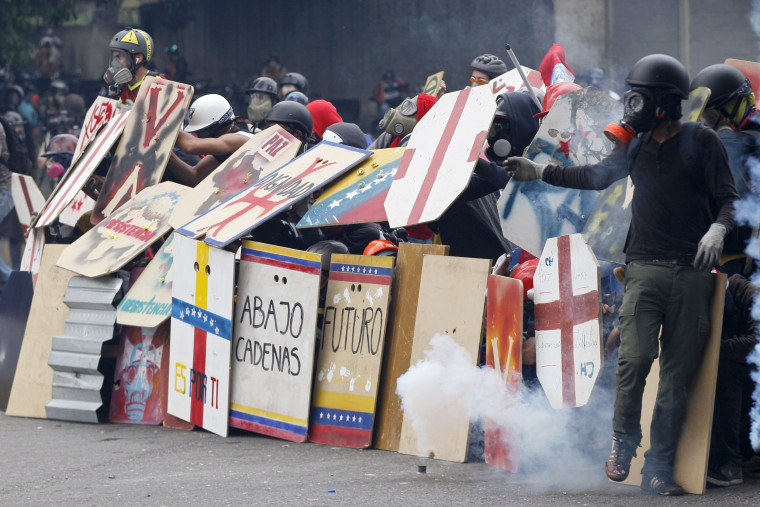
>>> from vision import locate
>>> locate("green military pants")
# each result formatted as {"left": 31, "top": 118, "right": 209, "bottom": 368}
{"left": 613, "top": 260, "right": 714, "bottom": 475}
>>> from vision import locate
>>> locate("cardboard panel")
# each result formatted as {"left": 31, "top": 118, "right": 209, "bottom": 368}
{"left": 11, "top": 174, "right": 45, "bottom": 234}
{"left": 384, "top": 85, "right": 497, "bottom": 228}
{"left": 93, "top": 77, "right": 193, "bottom": 224}
{"left": 488, "top": 66, "right": 545, "bottom": 98}
{"left": 0, "top": 271, "right": 34, "bottom": 411}
{"left": 229, "top": 241, "right": 321, "bottom": 442}
{"left": 5, "top": 245, "right": 74, "bottom": 418}
{"left": 35, "top": 110, "right": 129, "bottom": 228}
{"left": 422, "top": 71, "right": 445, "bottom": 97}
{"left": 374, "top": 242, "right": 449, "bottom": 452}
{"left": 296, "top": 148, "right": 405, "bottom": 228}
{"left": 109, "top": 324, "right": 167, "bottom": 424}
{"left": 484, "top": 275, "right": 523, "bottom": 472}
{"left": 170, "top": 125, "right": 301, "bottom": 229}
{"left": 309, "top": 254, "right": 394, "bottom": 448}
{"left": 158, "top": 322, "right": 194, "bottom": 430}
{"left": 167, "top": 235, "right": 235, "bottom": 437}
{"left": 116, "top": 232, "right": 175, "bottom": 327}
{"left": 73, "top": 96, "right": 127, "bottom": 164}
{"left": 20, "top": 226, "right": 45, "bottom": 286}
{"left": 498, "top": 88, "right": 621, "bottom": 257}
{"left": 622, "top": 273, "right": 725, "bottom": 495}
{"left": 177, "top": 141, "right": 370, "bottom": 247}
{"left": 58, "top": 191, "right": 95, "bottom": 228}
{"left": 57, "top": 182, "right": 187, "bottom": 278}
{"left": 397, "top": 255, "right": 490, "bottom": 462}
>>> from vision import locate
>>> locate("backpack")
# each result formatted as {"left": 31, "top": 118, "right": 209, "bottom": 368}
{"left": 0, "top": 114, "right": 32, "bottom": 175}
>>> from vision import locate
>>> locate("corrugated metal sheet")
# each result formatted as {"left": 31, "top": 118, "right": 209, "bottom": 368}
{"left": 45, "top": 275, "right": 122, "bottom": 423}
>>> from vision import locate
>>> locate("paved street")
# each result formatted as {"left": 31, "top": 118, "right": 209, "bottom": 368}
{"left": 1, "top": 412, "right": 759, "bottom": 506}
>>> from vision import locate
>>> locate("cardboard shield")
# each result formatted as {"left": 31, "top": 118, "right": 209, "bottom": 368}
{"left": 309, "top": 254, "right": 394, "bottom": 448}
{"left": 167, "top": 234, "right": 235, "bottom": 436}
{"left": 423, "top": 71, "right": 445, "bottom": 97}
{"left": 177, "top": 141, "right": 370, "bottom": 247}
{"left": 20, "top": 227, "right": 45, "bottom": 286}
{"left": 384, "top": 85, "right": 497, "bottom": 228}
{"left": 488, "top": 66, "right": 545, "bottom": 98}
{"left": 73, "top": 97, "right": 127, "bottom": 164}
{"left": 11, "top": 174, "right": 45, "bottom": 234}
{"left": 484, "top": 274, "right": 523, "bottom": 472}
{"left": 57, "top": 191, "right": 95, "bottom": 228}
{"left": 229, "top": 241, "right": 321, "bottom": 442}
{"left": 35, "top": 110, "right": 129, "bottom": 228}
{"left": 92, "top": 76, "right": 193, "bottom": 224}
{"left": 498, "top": 87, "right": 621, "bottom": 257}
{"left": 170, "top": 125, "right": 301, "bottom": 229}
{"left": 57, "top": 181, "right": 187, "bottom": 278}
{"left": 116, "top": 232, "right": 176, "bottom": 327}
{"left": 534, "top": 234, "right": 601, "bottom": 409}
{"left": 726, "top": 58, "right": 760, "bottom": 106}
{"left": 296, "top": 147, "right": 405, "bottom": 228}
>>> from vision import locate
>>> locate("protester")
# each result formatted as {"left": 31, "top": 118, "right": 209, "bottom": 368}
{"left": 164, "top": 43, "right": 189, "bottom": 83}
{"left": 104, "top": 28, "right": 158, "bottom": 105}
{"left": 469, "top": 54, "right": 507, "bottom": 87}
{"left": 506, "top": 54, "right": 738, "bottom": 496}
{"left": 374, "top": 70, "right": 408, "bottom": 121}
{"left": 245, "top": 76, "right": 279, "bottom": 131}
{"left": 278, "top": 72, "right": 309, "bottom": 100}
{"left": 305, "top": 99, "right": 343, "bottom": 141}
{"left": 264, "top": 100, "right": 313, "bottom": 146}
{"left": 261, "top": 54, "right": 287, "bottom": 83}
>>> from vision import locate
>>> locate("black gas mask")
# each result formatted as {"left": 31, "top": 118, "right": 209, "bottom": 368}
{"left": 604, "top": 87, "right": 657, "bottom": 146}
{"left": 485, "top": 116, "right": 513, "bottom": 162}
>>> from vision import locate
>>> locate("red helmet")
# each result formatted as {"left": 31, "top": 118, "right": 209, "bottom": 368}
{"left": 534, "top": 82, "right": 582, "bottom": 119}
{"left": 512, "top": 258, "right": 539, "bottom": 299}
{"left": 363, "top": 239, "right": 398, "bottom": 256}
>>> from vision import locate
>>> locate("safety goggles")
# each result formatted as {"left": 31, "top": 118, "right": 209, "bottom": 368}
{"left": 469, "top": 76, "right": 489, "bottom": 86}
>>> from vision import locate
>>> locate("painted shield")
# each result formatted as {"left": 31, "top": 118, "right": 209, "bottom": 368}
{"left": 11, "top": 174, "right": 45, "bottom": 234}
{"left": 488, "top": 66, "right": 545, "bottom": 98}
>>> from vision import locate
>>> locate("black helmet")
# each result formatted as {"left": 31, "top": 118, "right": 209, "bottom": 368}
{"left": 109, "top": 28, "right": 154, "bottom": 64}
{"left": 279, "top": 72, "right": 309, "bottom": 95}
{"left": 691, "top": 63, "right": 752, "bottom": 109}
{"left": 246, "top": 76, "right": 279, "bottom": 100}
{"left": 283, "top": 91, "right": 309, "bottom": 105}
{"left": 265, "top": 101, "right": 313, "bottom": 137}
{"left": 471, "top": 54, "right": 508, "bottom": 79}
{"left": 626, "top": 54, "right": 689, "bottom": 98}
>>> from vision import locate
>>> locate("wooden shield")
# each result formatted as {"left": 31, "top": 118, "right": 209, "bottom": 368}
{"left": 57, "top": 182, "right": 187, "bottom": 278}
{"left": 177, "top": 141, "right": 370, "bottom": 247}
{"left": 374, "top": 242, "right": 449, "bottom": 452}
{"left": 534, "top": 234, "right": 601, "bottom": 409}
{"left": 397, "top": 255, "right": 491, "bottom": 462}
{"left": 109, "top": 322, "right": 167, "bottom": 425}
{"left": 5, "top": 245, "right": 75, "bottom": 419}
{"left": 484, "top": 274, "right": 523, "bottom": 472}
{"left": 488, "top": 66, "right": 545, "bottom": 98}
{"left": 384, "top": 85, "right": 496, "bottom": 228}
{"left": 167, "top": 235, "right": 235, "bottom": 437}
{"left": 20, "top": 227, "right": 45, "bottom": 286}
{"left": 35, "top": 110, "right": 129, "bottom": 228}
{"left": 116, "top": 232, "right": 176, "bottom": 328}
{"left": 11, "top": 174, "right": 45, "bottom": 234}
{"left": 92, "top": 76, "right": 193, "bottom": 224}
{"left": 309, "top": 254, "right": 394, "bottom": 448}
{"left": 498, "top": 87, "right": 621, "bottom": 257}
{"left": 296, "top": 147, "right": 405, "bottom": 228}
{"left": 73, "top": 96, "right": 127, "bottom": 165}
{"left": 229, "top": 241, "right": 321, "bottom": 442}
{"left": 170, "top": 125, "right": 301, "bottom": 229}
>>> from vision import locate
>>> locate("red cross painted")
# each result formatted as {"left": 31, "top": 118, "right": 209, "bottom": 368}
{"left": 533, "top": 235, "right": 599, "bottom": 407}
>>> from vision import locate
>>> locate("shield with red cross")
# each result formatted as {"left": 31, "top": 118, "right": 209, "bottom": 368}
{"left": 533, "top": 233, "right": 601, "bottom": 409}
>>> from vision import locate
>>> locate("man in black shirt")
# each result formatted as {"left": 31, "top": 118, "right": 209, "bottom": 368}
{"left": 505, "top": 54, "right": 738, "bottom": 496}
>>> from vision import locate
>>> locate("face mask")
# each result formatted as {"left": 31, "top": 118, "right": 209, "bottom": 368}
{"left": 279, "top": 84, "right": 298, "bottom": 99}
{"left": 247, "top": 95, "right": 272, "bottom": 122}
{"left": 378, "top": 97, "right": 418, "bottom": 137}
{"left": 603, "top": 87, "right": 656, "bottom": 145}
{"left": 107, "top": 50, "right": 134, "bottom": 86}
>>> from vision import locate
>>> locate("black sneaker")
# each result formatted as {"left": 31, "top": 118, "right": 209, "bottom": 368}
{"left": 707, "top": 462, "right": 743, "bottom": 486}
{"left": 605, "top": 437, "right": 637, "bottom": 481}
{"left": 641, "top": 473, "right": 684, "bottom": 496}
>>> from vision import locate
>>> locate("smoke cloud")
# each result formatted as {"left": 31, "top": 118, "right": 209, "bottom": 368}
{"left": 396, "top": 333, "right": 614, "bottom": 490}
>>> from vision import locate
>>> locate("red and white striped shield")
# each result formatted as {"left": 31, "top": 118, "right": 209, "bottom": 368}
{"left": 383, "top": 85, "right": 496, "bottom": 228}
{"left": 534, "top": 234, "right": 602, "bottom": 409}
{"left": 11, "top": 174, "right": 45, "bottom": 234}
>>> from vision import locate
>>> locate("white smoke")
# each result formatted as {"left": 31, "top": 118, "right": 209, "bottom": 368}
{"left": 396, "top": 333, "right": 613, "bottom": 490}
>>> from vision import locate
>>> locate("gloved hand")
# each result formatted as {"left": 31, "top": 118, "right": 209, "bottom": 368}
{"left": 502, "top": 157, "right": 547, "bottom": 181}
{"left": 694, "top": 223, "right": 727, "bottom": 270}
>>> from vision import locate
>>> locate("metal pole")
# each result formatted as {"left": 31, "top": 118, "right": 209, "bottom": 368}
{"left": 504, "top": 44, "right": 543, "bottom": 110}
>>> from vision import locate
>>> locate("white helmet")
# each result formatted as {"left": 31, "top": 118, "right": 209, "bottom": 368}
{"left": 184, "top": 94, "right": 234, "bottom": 133}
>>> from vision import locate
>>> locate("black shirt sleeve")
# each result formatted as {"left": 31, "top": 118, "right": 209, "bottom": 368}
{"left": 541, "top": 144, "right": 629, "bottom": 190}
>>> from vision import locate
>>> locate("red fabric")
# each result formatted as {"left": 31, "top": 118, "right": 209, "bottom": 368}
{"left": 539, "top": 44, "right": 574, "bottom": 87}
{"left": 512, "top": 258, "right": 539, "bottom": 300}
{"left": 306, "top": 99, "right": 343, "bottom": 137}
{"left": 534, "top": 82, "right": 583, "bottom": 119}
{"left": 415, "top": 93, "right": 437, "bottom": 121}
{"left": 405, "top": 223, "right": 434, "bottom": 240}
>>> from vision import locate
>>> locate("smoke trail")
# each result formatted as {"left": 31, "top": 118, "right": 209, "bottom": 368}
{"left": 396, "top": 333, "right": 613, "bottom": 490}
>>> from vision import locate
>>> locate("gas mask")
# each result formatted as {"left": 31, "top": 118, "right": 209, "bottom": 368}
{"left": 378, "top": 96, "right": 418, "bottom": 137}
{"left": 485, "top": 116, "right": 512, "bottom": 161}
{"left": 604, "top": 87, "right": 657, "bottom": 146}
{"left": 248, "top": 93, "right": 273, "bottom": 122}
{"left": 279, "top": 84, "right": 298, "bottom": 99}
{"left": 105, "top": 49, "right": 135, "bottom": 86}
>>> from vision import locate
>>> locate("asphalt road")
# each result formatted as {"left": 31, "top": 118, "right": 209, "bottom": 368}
{"left": 1, "top": 411, "right": 759, "bottom": 506}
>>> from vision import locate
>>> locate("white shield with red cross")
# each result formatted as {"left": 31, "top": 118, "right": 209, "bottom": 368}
{"left": 383, "top": 85, "right": 497, "bottom": 228}
{"left": 533, "top": 234, "right": 601, "bottom": 409}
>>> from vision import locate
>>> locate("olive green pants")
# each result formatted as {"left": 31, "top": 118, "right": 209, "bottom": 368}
{"left": 613, "top": 260, "right": 714, "bottom": 475}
